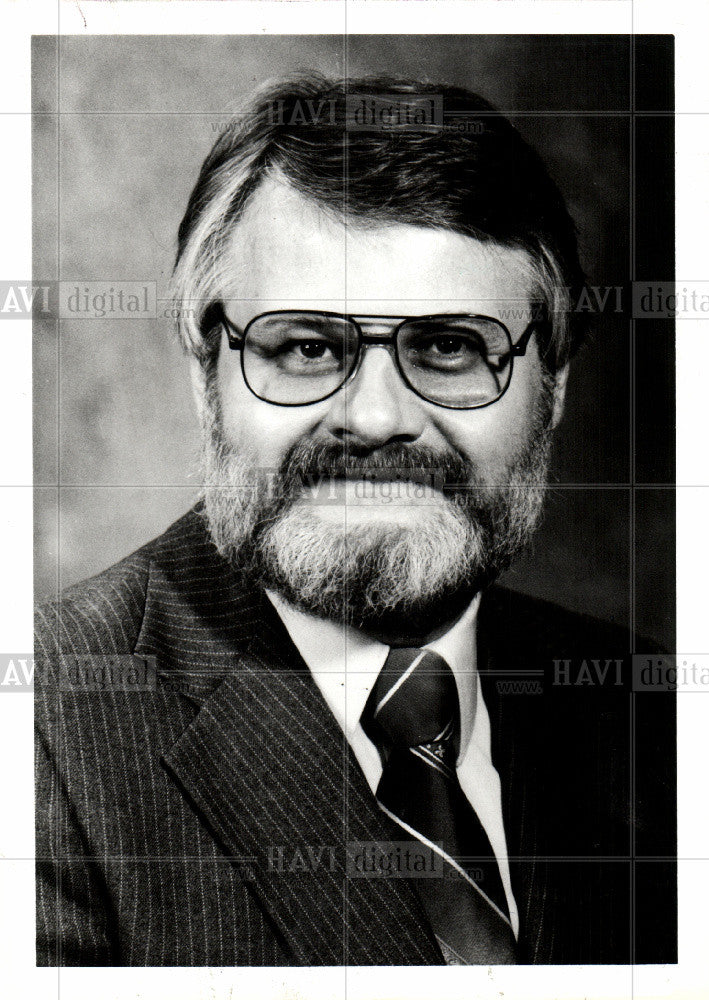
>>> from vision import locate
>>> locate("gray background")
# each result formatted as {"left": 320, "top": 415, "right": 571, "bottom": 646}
{"left": 33, "top": 34, "right": 674, "bottom": 646}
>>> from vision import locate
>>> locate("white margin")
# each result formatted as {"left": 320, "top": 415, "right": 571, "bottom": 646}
{"left": 1, "top": 1, "right": 707, "bottom": 999}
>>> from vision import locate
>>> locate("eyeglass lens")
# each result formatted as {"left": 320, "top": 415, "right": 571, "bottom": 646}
{"left": 242, "top": 311, "right": 513, "bottom": 407}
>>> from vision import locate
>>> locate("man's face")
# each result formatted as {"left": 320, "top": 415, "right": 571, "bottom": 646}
{"left": 197, "top": 177, "right": 566, "bottom": 636}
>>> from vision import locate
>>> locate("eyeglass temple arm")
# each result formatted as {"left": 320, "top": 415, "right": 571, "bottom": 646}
{"left": 510, "top": 319, "right": 547, "bottom": 356}
{"left": 201, "top": 303, "right": 244, "bottom": 349}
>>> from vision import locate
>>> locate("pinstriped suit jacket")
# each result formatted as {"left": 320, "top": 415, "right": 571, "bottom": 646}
{"left": 35, "top": 507, "right": 676, "bottom": 966}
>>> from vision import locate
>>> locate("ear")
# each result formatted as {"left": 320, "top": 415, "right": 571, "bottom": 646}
{"left": 550, "top": 363, "right": 570, "bottom": 429}
{"left": 189, "top": 356, "right": 208, "bottom": 423}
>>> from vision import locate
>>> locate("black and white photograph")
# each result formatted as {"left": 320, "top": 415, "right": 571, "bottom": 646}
{"left": 1, "top": 8, "right": 706, "bottom": 998}
{"left": 30, "top": 32, "right": 678, "bottom": 970}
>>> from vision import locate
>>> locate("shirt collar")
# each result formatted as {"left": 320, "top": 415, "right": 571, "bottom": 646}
{"left": 265, "top": 590, "right": 481, "bottom": 754}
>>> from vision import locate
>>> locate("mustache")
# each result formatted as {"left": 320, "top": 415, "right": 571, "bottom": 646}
{"left": 275, "top": 439, "right": 476, "bottom": 494}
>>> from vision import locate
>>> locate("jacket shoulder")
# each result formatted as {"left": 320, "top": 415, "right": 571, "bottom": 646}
{"left": 481, "top": 585, "right": 659, "bottom": 656}
{"left": 35, "top": 539, "right": 156, "bottom": 659}
{"left": 480, "top": 587, "right": 632, "bottom": 656}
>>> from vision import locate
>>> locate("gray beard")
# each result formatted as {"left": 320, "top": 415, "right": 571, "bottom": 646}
{"left": 199, "top": 375, "right": 555, "bottom": 635}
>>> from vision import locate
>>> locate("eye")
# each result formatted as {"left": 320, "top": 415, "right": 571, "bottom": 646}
{"left": 291, "top": 340, "right": 331, "bottom": 359}
{"left": 403, "top": 329, "right": 487, "bottom": 371}
{"left": 270, "top": 336, "right": 345, "bottom": 375}
{"left": 428, "top": 336, "right": 470, "bottom": 355}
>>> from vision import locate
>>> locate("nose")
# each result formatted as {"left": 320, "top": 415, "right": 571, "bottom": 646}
{"left": 322, "top": 345, "right": 427, "bottom": 447}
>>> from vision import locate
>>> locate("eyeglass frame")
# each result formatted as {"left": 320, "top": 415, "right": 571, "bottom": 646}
{"left": 210, "top": 303, "right": 544, "bottom": 410}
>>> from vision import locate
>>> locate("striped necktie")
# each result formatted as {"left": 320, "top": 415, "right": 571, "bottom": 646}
{"left": 361, "top": 646, "right": 517, "bottom": 965}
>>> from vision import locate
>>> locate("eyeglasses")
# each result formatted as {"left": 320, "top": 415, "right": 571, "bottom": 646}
{"left": 212, "top": 305, "right": 541, "bottom": 409}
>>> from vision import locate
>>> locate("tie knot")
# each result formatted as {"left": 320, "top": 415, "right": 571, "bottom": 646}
{"left": 362, "top": 648, "right": 460, "bottom": 751}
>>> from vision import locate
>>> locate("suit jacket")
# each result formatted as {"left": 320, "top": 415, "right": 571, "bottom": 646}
{"left": 35, "top": 507, "right": 676, "bottom": 966}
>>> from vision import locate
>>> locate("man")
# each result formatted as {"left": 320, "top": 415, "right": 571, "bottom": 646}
{"left": 35, "top": 76, "right": 675, "bottom": 966}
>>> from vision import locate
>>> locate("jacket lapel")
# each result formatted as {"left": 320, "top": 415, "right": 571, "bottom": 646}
{"left": 137, "top": 510, "right": 441, "bottom": 965}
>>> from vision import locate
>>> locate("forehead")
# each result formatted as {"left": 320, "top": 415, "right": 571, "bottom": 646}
{"left": 223, "top": 176, "right": 535, "bottom": 319}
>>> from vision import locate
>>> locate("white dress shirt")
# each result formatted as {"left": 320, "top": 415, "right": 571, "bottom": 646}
{"left": 266, "top": 590, "right": 519, "bottom": 937}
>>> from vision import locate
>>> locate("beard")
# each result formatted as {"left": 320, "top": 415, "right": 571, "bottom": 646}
{"left": 198, "top": 374, "right": 556, "bottom": 636}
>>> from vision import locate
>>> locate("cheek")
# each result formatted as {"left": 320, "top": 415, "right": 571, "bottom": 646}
{"left": 430, "top": 356, "right": 545, "bottom": 471}
{"left": 216, "top": 351, "right": 325, "bottom": 465}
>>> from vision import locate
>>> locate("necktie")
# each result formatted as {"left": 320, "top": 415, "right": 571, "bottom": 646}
{"left": 361, "top": 647, "right": 517, "bottom": 964}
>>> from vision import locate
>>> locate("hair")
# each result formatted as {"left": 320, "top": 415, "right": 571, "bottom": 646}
{"left": 171, "top": 74, "right": 586, "bottom": 376}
